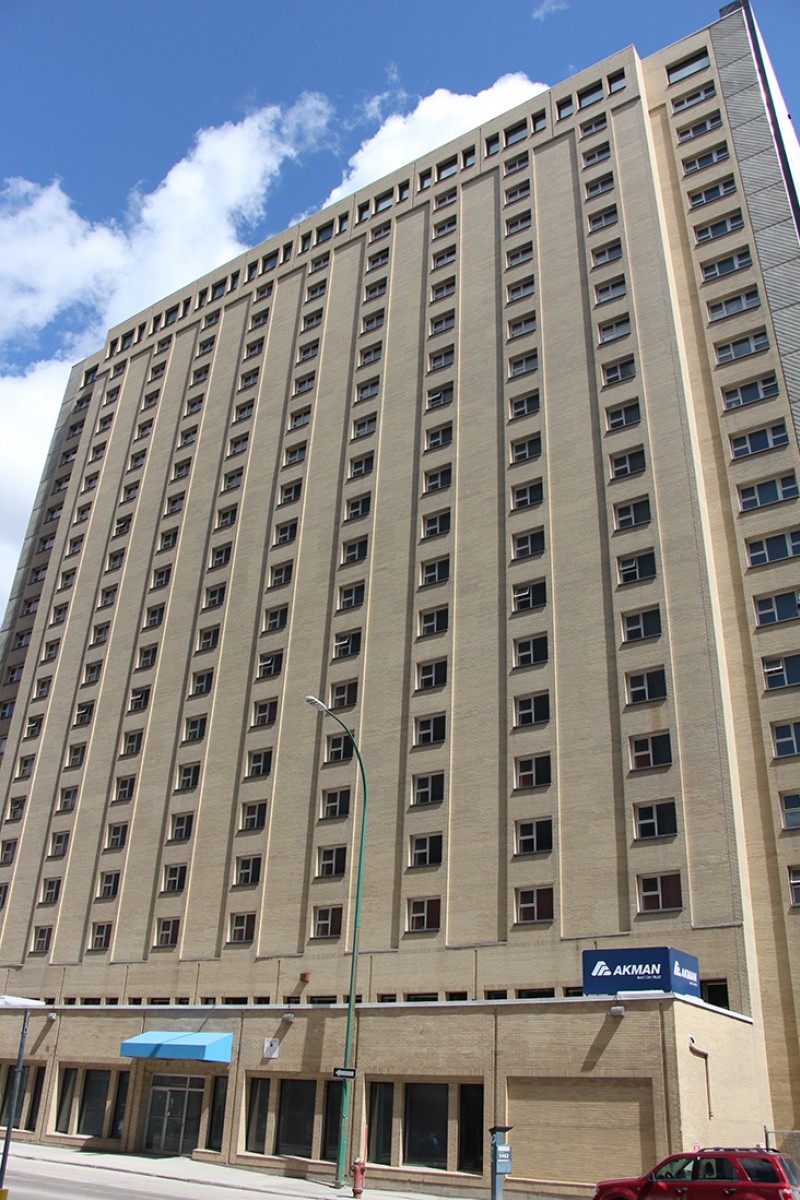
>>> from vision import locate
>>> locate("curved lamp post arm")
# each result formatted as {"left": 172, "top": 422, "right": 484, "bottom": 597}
{"left": 304, "top": 697, "right": 369, "bottom": 1189}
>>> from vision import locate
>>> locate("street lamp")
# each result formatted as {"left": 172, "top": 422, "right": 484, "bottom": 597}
{"left": 304, "top": 695, "right": 369, "bottom": 1190}
{"left": 0, "top": 996, "right": 48, "bottom": 1193}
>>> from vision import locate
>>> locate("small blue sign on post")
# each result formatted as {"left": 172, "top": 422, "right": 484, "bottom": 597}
{"left": 582, "top": 947, "right": 700, "bottom": 998}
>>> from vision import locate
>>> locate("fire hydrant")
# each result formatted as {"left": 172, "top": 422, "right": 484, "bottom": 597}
{"left": 352, "top": 1157, "right": 366, "bottom": 1197}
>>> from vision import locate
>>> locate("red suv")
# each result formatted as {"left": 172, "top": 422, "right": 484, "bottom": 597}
{"left": 594, "top": 1149, "right": 800, "bottom": 1200}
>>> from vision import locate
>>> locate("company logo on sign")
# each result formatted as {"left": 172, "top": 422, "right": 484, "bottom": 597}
{"left": 673, "top": 960, "right": 698, "bottom": 985}
{"left": 582, "top": 947, "right": 701, "bottom": 998}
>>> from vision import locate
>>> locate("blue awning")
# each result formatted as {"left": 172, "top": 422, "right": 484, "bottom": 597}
{"left": 120, "top": 1031, "right": 233, "bottom": 1063}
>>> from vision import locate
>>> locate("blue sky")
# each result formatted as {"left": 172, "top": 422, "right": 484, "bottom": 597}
{"left": 0, "top": 0, "right": 798, "bottom": 607}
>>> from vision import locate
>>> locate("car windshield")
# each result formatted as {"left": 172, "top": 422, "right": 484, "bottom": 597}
{"left": 653, "top": 1158, "right": 695, "bottom": 1181}
{"left": 779, "top": 1157, "right": 800, "bottom": 1187}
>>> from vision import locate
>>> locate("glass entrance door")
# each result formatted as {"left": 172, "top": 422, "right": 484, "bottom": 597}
{"left": 144, "top": 1074, "right": 204, "bottom": 1155}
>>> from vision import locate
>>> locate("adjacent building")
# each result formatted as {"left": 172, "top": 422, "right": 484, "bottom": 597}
{"left": 0, "top": 3, "right": 797, "bottom": 1191}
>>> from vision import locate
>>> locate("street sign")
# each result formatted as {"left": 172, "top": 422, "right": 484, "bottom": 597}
{"left": 332, "top": 1067, "right": 356, "bottom": 1080}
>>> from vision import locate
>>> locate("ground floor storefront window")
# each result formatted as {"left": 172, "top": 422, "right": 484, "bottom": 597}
{"left": 55, "top": 1066, "right": 129, "bottom": 1139}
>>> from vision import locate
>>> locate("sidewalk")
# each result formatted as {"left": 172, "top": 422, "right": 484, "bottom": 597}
{"left": 9, "top": 1140, "right": 484, "bottom": 1200}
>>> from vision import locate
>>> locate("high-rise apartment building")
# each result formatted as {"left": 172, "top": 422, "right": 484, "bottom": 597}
{"left": 0, "top": 2, "right": 797, "bottom": 1190}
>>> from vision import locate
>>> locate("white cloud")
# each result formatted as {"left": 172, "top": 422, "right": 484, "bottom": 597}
{"left": 0, "top": 93, "right": 332, "bottom": 609}
{"left": 532, "top": 0, "right": 568, "bottom": 21}
{"left": 0, "top": 73, "right": 549, "bottom": 612}
{"left": 0, "top": 357, "right": 71, "bottom": 603}
{"left": 324, "top": 73, "right": 547, "bottom": 206}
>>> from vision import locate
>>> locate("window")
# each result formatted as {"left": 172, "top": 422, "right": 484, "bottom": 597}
{"left": 740, "top": 474, "right": 798, "bottom": 511}
{"left": 74, "top": 702, "right": 94, "bottom": 727}
{"left": 222, "top": 469, "right": 243, "bottom": 493}
{"left": 683, "top": 143, "right": 729, "bottom": 175}
{"left": 0, "top": 839, "right": 16, "bottom": 865}
{"left": 270, "top": 562, "right": 293, "bottom": 587}
{"left": 618, "top": 551, "right": 657, "bottom": 584}
{"left": 421, "top": 557, "right": 449, "bottom": 586}
{"left": 115, "top": 776, "right": 136, "bottom": 802}
{"left": 510, "top": 391, "right": 540, "bottom": 420}
{"left": 364, "top": 278, "right": 386, "bottom": 302}
{"left": 614, "top": 497, "right": 651, "bottom": 528}
{"left": 330, "top": 681, "right": 357, "bottom": 710}
{"left": 353, "top": 414, "right": 376, "bottom": 439}
{"left": 611, "top": 447, "right": 645, "bottom": 477}
{"left": 586, "top": 174, "right": 614, "bottom": 200}
{"left": 413, "top": 773, "right": 445, "bottom": 806}
{"left": 327, "top": 733, "right": 354, "bottom": 763}
{"left": 424, "top": 466, "right": 452, "bottom": 493}
{"left": 144, "top": 605, "right": 164, "bottom": 629}
{"left": 485, "top": 133, "right": 500, "bottom": 155}
{"left": 350, "top": 454, "right": 374, "bottom": 479}
{"left": 773, "top": 722, "right": 800, "bottom": 758}
{"left": 667, "top": 48, "right": 710, "bottom": 86}
{"left": 176, "top": 763, "right": 200, "bottom": 791}
{"left": 274, "top": 520, "right": 297, "bottom": 547}
{"left": 635, "top": 800, "right": 678, "bottom": 839}
{"left": 515, "top": 692, "right": 550, "bottom": 726}
{"left": 197, "top": 626, "right": 219, "bottom": 652}
{"left": 430, "top": 310, "right": 455, "bottom": 336}
{"left": 362, "top": 309, "right": 384, "bottom": 333}
{"left": 764, "top": 655, "right": 800, "bottom": 690}
{"left": 368, "top": 249, "right": 389, "bottom": 271}
{"left": 512, "top": 580, "right": 546, "bottom": 613}
{"left": 581, "top": 112, "right": 608, "bottom": 137}
{"left": 422, "top": 510, "right": 450, "bottom": 538}
{"left": 32, "top": 926, "right": 52, "bottom": 954}
{"left": 314, "top": 906, "right": 342, "bottom": 938}
{"left": 258, "top": 651, "right": 283, "bottom": 679}
{"left": 583, "top": 142, "right": 611, "bottom": 168}
{"left": 318, "top": 846, "right": 346, "bottom": 877}
{"left": 592, "top": 240, "right": 622, "bottom": 266}
{"left": 513, "top": 529, "right": 545, "bottom": 560}
{"left": 253, "top": 699, "right": 277, "bottom": 728}
{"left": 433, "top": 215, "right": 457, "bottom": 239}
{"left": 515, "top": 635, "right": 548, "bottom": 667}
{"left": 603, "top": 357, "right": 636, "bottom": 385}
{"left": 630, "top": 732, "right": 672, "bottom": 770}
{"left": 506, "top": 180, "right": 531, "bottom": 204}
{"left": 170, "top": 813, "right": 194, "bottom": 842}
{"left": 418, "top": 660, "right": 447, "bottom": 690}
{"left": 343, "top": 537, "right": 368, "bottom": 564}
{"left": 755, "top": 590, "right": 800, "bottom": 626}
{"left": 557, "top": 96, "right": 574, "bottom": 120}
{"left": 339, "top": 582, "right": 365, "bottom": 610}
{"left": 578, "top": 80, "right": 604, "bottom": 109}
{"left": 407, "top": 897, "right": 441, "bottom": 932}
{"left": 322, "top": 788, "right": 350, "bottom": 819}
{"left": 516, "top": 819, "right": 553, "bottom": 855}
{"left": 695, "top": 210, "right": 744, "bottom": 244}
{"left": 165, "top": 493, "right": 184, "bottom": 514}
{"left": 415, "top": 715, "right": 446, "bottom": 745}
{"left": 98, "top": 871, "right": 119, "bottom": 899}
{"left": 419, "top": 606, "right": 448, "bottom": 636}
{"left": 506, "top": 211, "right": 532, "bottom": 236}
{"left": 106, "top": 823, "right": 127, "bottom": 850}
{"left": 587, "top": 206, "right": 618, "bottom": 231}
{"left": 723, "top": 375, "right": 780, "bottom": 413}
{"left": 716, "top": 329, "right": 768, "bottom": 364}
{"left": 673, "top": 80, "right": 716, "bottom": 112}
{"left": 230, "top": 914, "right": 256, "bottom": 943}
{"left": 410, "top": 834, "right": 443, "bottom": 868}
{"left": 598, "top": 312, "right": 630, "bottom": 343}
{"left": 731, "top": 422, "right": 788, "bottom": 459}
{"left": 294, "top": 375, "right": 315, "bottom": 396}
{"left": 606, "top": 399, "right": 640, "bottom": 430}
{"left": 627, "top": 668, "right": 667, "bottom": 703}
{"left": 163, "top": 864, "right": 187, "bottom": 893}
{"left": 430, "top": 346, "right": 454, "bottom": 371}
{"left": 509, "top": 313, "right": 537, "bottom": 341}
{"left": 426, "top": 424, "right": 453, "bottom": 451}
{"left": 50, "top": 831, "right": 69, "bottom": 858}
{"left": 121, "top": 731, "right": 142, "bottom": 756}
{"left": 184, "top": 715, "right": 207, "bottom": 742}
{"left": 507, "top": 243, "right": 533, "bottom": 268}
{"left": 347, "top": 494, "right": 371, "bottom": 521}
{"left": 689, "top": 177, "right": 736, "bottom": 208}
{"left": 702, "top": 248, "right": 752, "bottom": 281}
{"left": 241, "top": 802, "right": 266, "bottom": 831}
{"left": 781, "top": 793, "right": 800, "bottom": 830}
{"left": 334, "top": 630, "right": 362, "bottom": 658}
{"left": 638, "top": 872, "right": 682, "bottom": 912}
{"left": 516, "top": 887, "right": 554, "bottom": 923}
{"left": 156, "top": 918, "right": 180, "bottom": 948}
{"left": 515, "top": 755, "right": 551, "bottom": 787}
{"left": 508, "top": 277, "right": 535, "bottom": 305}
{"left": 67, "top": 743, "right": 86, "bottom": 768}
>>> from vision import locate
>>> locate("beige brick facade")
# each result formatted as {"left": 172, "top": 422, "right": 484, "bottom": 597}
{"left": 0, "top": 5, "right": 797, "bottom": 1190}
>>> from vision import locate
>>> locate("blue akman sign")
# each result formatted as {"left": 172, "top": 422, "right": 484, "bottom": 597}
{"left": 582, "top": 947, "right": 701, "bottom": 998}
